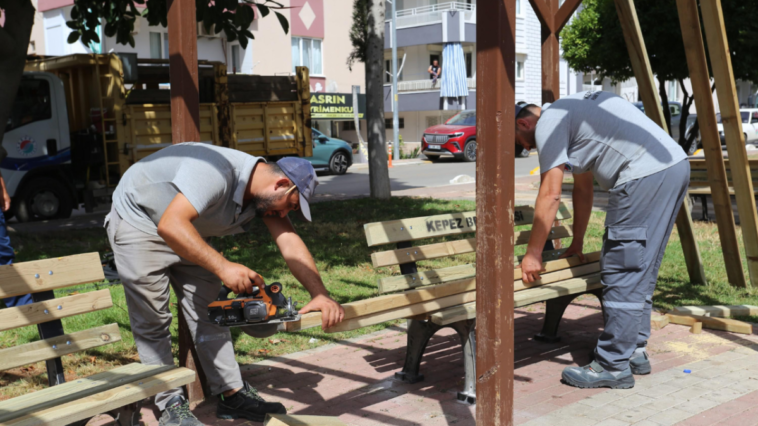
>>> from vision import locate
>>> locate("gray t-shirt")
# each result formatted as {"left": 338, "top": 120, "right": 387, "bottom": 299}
{"left": 535, "top": 91, "right": 687, "bottom": 190}
{"left": 112, "top": 143, "right": 263, "bottom": 237}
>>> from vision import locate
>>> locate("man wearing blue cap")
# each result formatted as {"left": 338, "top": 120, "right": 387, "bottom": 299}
{"left": 106, "top": 142, "right": 345, "bottom": 425}
{"left": 514, "top": 92, "right": 689, "bottom": 390}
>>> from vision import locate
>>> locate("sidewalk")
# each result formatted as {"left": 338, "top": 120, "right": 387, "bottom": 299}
{"left": 99, "top": 297, "right": 758, "bottom": 426}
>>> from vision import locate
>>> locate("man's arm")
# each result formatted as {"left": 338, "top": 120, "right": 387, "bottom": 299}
{"left": 0, "top": 173, "right": 10, "bottom": 213}
{"left": 520, "top": 166, "right": 564, "bottom": 283}
{"left": 560, "top": 171, "right": 594, "bottom": 261}
{"left": 157, "top": 193, "right": 264, "bottom": 294}
{"left": 263, "top": 215, "right": 345, "bottom": 329}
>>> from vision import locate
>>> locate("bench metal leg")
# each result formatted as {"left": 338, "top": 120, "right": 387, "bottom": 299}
{"left": 395, "top": 319, "right": 441, "bottom": 384}
{"left": 699, "top": 195, "right": 709, "bottom": 221}
{"left": 108, "top": 401, "right": 144, "bottom": 426}
{"left": 449, "top": 319, "right": 476, "bottom": 405}
{"left": 534, "top": 288, "right": 604, "bottom": 343}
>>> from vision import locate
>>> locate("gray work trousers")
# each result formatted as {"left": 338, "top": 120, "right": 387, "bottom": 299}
{"left": 595, "top": 160, "right": 689, "bottom": 372}
{"left": 105, "top": 207, "right": 277, "bottom": 410}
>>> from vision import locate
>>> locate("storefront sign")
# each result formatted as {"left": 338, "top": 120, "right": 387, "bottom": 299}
{"left": 310, "top": 93, "right": 366, "bottom": 119}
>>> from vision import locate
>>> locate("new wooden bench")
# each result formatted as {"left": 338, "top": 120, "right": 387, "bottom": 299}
{"left": 688, "top": 158, "right": 758, "bottom": 221}
{"left": 361, "top": 203, "right": 602, "bottom": 405}
{"left": 0, "top": 252, "right": 195, "bottom": 426}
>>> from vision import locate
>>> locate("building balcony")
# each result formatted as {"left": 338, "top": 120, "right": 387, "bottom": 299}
{"left": 385, "top": 2, "right": 477, "bottom": 49}
{"left": 384, "top": 78, "right": 477, "bottom": 112}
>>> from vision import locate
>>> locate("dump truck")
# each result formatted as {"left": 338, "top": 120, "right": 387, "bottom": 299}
{"left": 3, "top": 53, "right": 312, "bottom": 222}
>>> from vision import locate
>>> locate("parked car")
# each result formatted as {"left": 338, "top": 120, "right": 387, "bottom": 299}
{"left": 633, "top": 101, "right": 685, "bottom": 140}
{"left": 683, "top": 113, "right": 701, "bottom": 155}
{"left": 305, "top": 129, "right": 353, "bottom": 175}
{"left": 421, "top": 110, "right": 530, "bottom": 162}
{"left": 716, "top": 109, "right": 758, "bottom": 146}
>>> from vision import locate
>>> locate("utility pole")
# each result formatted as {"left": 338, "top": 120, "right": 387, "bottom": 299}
{"left": 391, "top": 0, "right": 400, "bottom": 160}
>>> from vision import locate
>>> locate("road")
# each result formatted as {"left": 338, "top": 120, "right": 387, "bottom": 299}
{"left": 316, "top": 154, "right": 539, "bottom": 199}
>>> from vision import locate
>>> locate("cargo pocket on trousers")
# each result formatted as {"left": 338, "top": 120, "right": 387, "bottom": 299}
{"left": 600, "top": 226, "right": 647, "bottom": 274}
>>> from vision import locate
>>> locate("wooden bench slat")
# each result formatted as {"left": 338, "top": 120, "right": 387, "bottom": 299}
{"left": 0, "top": 324, "right": 121, "bottom": 371}
{"left": 0, "top": 290, "right": 113, "bottom": 332}
{"left": 0, "top": 253, "right": 105, "bottom": 299}
{"left": 514, "top": 273, "right": 602, "bottom": 307}
{"left": 363, "top": 203, "right": 572, "bottom": 246}
{"left": 286, "top": 277, "right": 477, "bottom": 332}
{"left": 514, "top": 262, "right": 600, "bottom": 292}
{"left": 430, "top": 302, "right": 476, "bottom": 326}
{"left": 371, "top": 225, "right": 574, "bottom": 268}
{"left": 515, "top": 252, "right": 600, "bottom": 280}
{"left": 0, "top": 363, "right": 176, "bottom": 423}
{"left": 4, "top": 366, "right": 196, "bottom": 426}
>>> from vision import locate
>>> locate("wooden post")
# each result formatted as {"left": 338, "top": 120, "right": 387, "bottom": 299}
{"left": 167, "top": 0, "right": 201, "bottom": 145}
{"left": 614, "top": 0, "right": 706, "bottom": 285}
{"left": 676, "top": 0, "right": 746, "bottom": 288}
{"left": 476, "top": 0, "right": 515, "bottom": 424}
{"left": 540, "top": 0, "right": 560, "bottom": 104}
{"left": 701, "top": 0, "right": 758, "bottom": 288}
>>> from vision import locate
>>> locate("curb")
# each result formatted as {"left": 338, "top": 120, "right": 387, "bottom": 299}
{"left": 350, "top": 159, "right": 432, "bottom": 170}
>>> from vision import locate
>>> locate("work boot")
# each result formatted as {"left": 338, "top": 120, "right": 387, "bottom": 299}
{"left": 158, "top": 396, "right": 204, "bottom": 426}
{"left": 217, "top": 382, "right": 287, "bottom": 422}
{"left": 630, "top": 347, "right": 652, "bottom": 375}
{"left": 562, "top": 360, "right": 635, "bottom": 389}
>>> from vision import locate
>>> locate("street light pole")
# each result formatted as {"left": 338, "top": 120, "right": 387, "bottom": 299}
{"left": 391, "top": 0, "right": 400, "bottom": 160}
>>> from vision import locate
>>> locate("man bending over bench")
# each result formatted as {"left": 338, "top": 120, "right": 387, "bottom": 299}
{"left": 106, "top": 143, "right": 345, "bottom": 425}
{"left": 515, "top": 91, "right": 688, "bottom": 389}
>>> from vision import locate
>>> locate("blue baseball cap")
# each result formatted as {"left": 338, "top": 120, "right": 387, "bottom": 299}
{"left": 277, "top": 157, "right": 319, "bottom": 222}
{"left": 515, "top": 103, "right": 523, "bottom": 118}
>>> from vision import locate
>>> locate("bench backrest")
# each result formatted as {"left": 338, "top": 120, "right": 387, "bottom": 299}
{"left": 0, "top": 253, "right": 113, "bottom": 376}
{"left": 688, "top": 158, "right": 758, "bottom": 187}
{"left": 364, "top": 203, "right": 575, "bottom": 294}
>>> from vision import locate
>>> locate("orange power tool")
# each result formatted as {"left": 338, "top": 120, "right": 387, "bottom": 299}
{"left": 208, "top": 282, "right": 300, "bottom": 327}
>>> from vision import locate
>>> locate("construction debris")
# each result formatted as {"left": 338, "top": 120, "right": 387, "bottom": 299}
{"left": 673, "top": 305, "right": 758, "bottom": 318}
{"left": 666, "top": 313, "right": 753, "bottom": 335}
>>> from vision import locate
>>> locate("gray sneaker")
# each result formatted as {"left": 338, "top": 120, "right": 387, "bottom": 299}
{"left": 630, "top": 349, "right": 651, "bottom": 375}
{"left": 562, "top": 361, "right": 635, "bottom": 389}
{"left": 159, "top": 396, "right": 204, "bottom": 426}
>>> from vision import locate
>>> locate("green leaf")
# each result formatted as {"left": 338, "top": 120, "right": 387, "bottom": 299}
{"left": 67, "top": 31, "right": 81, "bottom": 44}
{"left": 256, "top": 4, "right": 270, "bottom": 17}
{"left": 71, "top": 6, "right": 80, "bottom": 19}
{"left": 239, "top": 34, "right": 248, "bottom": 49}
{"left": 129, "top": 35, "right": 135, "bottom": 48}
{"left": 274, "top": 11, "right": 289, "bottom": 34}
{"left": 66, "top": 21, "right": 79, "bottom": 30}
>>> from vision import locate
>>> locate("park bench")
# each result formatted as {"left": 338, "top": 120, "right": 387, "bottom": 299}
{"left": 688, "top": 158, "right": 758, "bottom": 221}
{"left": 361, "top": 203, "right": 603, "bottom": 404}
{"left": 0, "top": 252, "right": 195, "bottom": 426}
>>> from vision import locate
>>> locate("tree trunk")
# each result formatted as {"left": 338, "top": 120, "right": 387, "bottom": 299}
{"left": 365, "top": 0, "right": 391, "bottom": 199}
{"left": 678, "top": 79, "right": 695, "bottom": 153}
{"left": 657, "top": 75, "right": 672, "bottom": 136}
{"left": 0, "top": 0, "right": 36, "bottom": 145}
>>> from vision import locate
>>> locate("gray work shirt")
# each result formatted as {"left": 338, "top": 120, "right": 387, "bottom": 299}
{"left": 534, "top": 91, "right": 687, "bottom": 190}
{"left": 112, "top": 143, "right": 263, "bottom": 237}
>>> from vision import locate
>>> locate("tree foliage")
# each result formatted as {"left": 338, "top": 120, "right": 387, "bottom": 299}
{"left": 65, "top": 0, "right": 290, "bottom": 49}
{"left": 346, "top": 0, "right": 369, "bottom": 71}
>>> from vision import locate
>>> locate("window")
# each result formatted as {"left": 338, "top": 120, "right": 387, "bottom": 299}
{"left": 343, "top": 121, "right": 359, "bottom": 131}
{"left": 385, "top": 118, "right": 405, "bottom": 128}
{"left": 292, "top": 37, "right": 323, "bottom": 75}
{"left": 516, "top": 60, "right": 525, "bottom": 81}
{"left": 669, "top": 103, "right": 681, "bottom": 117}
{"left": 150, "top": 32, "right": 169, "bottom": 59}
{"left": 668, "top": 80, "right": 678, "bottom": 101}
{"left": 516, "top": 0, "right": 523, "bottom": 16}
{"left": 753, "top": 112, "right": 758, "bottom": 123}
{"left": 446, "top": 110, "right": 476, "bottom": 126}
{"left": 230, "top": 45, "right": 241, "bottom": 73}
{"left": 6, "top": 78, "right": 52, "bottom": 132}
{"left": 465, "top": 52, "right": 473, "bottom": 78}
{"left": 164, "top": 33, "right": 169, "bottom": 59}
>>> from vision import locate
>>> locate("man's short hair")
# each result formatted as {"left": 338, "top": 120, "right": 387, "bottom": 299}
{"left": 268, "top": 163, "right": 286, "bottom": 176}
{"left": 516, "top": 104, "right": 539, "bottom": 121}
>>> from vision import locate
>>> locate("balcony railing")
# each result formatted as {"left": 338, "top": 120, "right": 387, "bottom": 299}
{"left": 389, "top": 2, "right": 476, "bottom": 29}
{"left": 387, "top": 77, "right": 477, "bottom": 92}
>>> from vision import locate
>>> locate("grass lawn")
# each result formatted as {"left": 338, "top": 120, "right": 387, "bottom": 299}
{"left": 1, "top": 196, "right": 757, "bottom": 399}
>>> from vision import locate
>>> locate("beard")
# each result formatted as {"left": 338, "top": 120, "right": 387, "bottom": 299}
{"left": 252, "top": 191, "right": 287, "bottom": 217}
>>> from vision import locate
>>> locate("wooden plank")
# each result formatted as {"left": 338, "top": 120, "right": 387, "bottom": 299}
{"left": 513, "top": 273, "right": 602, "bottom": 308}
{"left": 0, "top": 324, "right": 121, "bottom": 371}
{"left": 666, "top": 313, "right": 753, "bottom": 334}
{"left": 676, "top": 0, "right": 745, "bottom": 288}
{"left": 363, "top": 203, "right": 572, "bottom": 247}
{"left": 701, "top": 0, "right": 758, "bottom": 288}
{"left": 527, "top": 0, "right": 554, "bottom": 32}
{"left": 323, "top": 291, "right": 478, "bottom": 333}
{"left": 516, "top": 252, "right": 601, "bottom": 280}
{"left": 285, "top": 278, "right": 477, "bottom": 332}
{"left": 0, "top": 364, "right": 177, "bottom": 423}
{"left": 689, "top": 159, "right": 758, "bottom": 169}
{"left": 555, "top": 0, "right": 584, "bottom": 31}
{"left": 430, "top": 302, "right": 477, "bottom": 326}
{"left": 0, "top": 290, "right": 113, "bottom": 332}
{"left": 673, "top": 305, "right": 758, "bottom": 318}
{"left": 370, "top": 225, "right": 573, "bottom": 268}
{"left": 690, "top": 321, "right": 703, "bottom": 334}
{"left": 5, "top": 367, "right": 196, "bottom": 426}
{"left": 265, "top": 414, "right": 348, "bottom": 426}
{"left": 514, "top": 262, "right": 600, "bottom": 292}
{"left": 0, "top": 253, "right": 105, "bottom": 299}
{"left": 614, "top": 0, "right": 706, "bottom": 285}
{"left": 651, "top": 315, "right": 670, "bottom": 331}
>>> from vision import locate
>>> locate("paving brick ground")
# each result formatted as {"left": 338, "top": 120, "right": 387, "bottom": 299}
{"left": 88, "top": 296, "right": 758, "bottom": 426}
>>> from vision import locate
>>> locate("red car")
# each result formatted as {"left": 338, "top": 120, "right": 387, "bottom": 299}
{"left": 421, "top": 109, "right": 530, "bottom": 162}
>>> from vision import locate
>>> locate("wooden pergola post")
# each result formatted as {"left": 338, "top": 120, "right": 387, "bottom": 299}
{"left": 676, "top": 0, "right": 746, "bottom": 288}
{"left": 614, "top": 0, "right": 706, "bottom": 285}
{"left": 701, "top": 0, "right": 758, "bottom": 288}
{"left": 475, "top": 0, "right": 516, "bottom": 423}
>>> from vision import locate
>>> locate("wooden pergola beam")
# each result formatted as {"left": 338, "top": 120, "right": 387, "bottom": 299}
{"left": 614, "top": 0, "right": 706, "bottom": 285}
{"left": 475, "top": 0, "right": 516, "bottom": 423}
{"left": 701, "top": 0, "right": 758, "bottom": 288}
{"left": 676, "top": 0, "right": 746, "bottom": 288}
{"left": 528, "top": 0, "right": 555, "bottom": 32}
{"left": 555, "top": 0, "right": 585, "bottom": 32}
